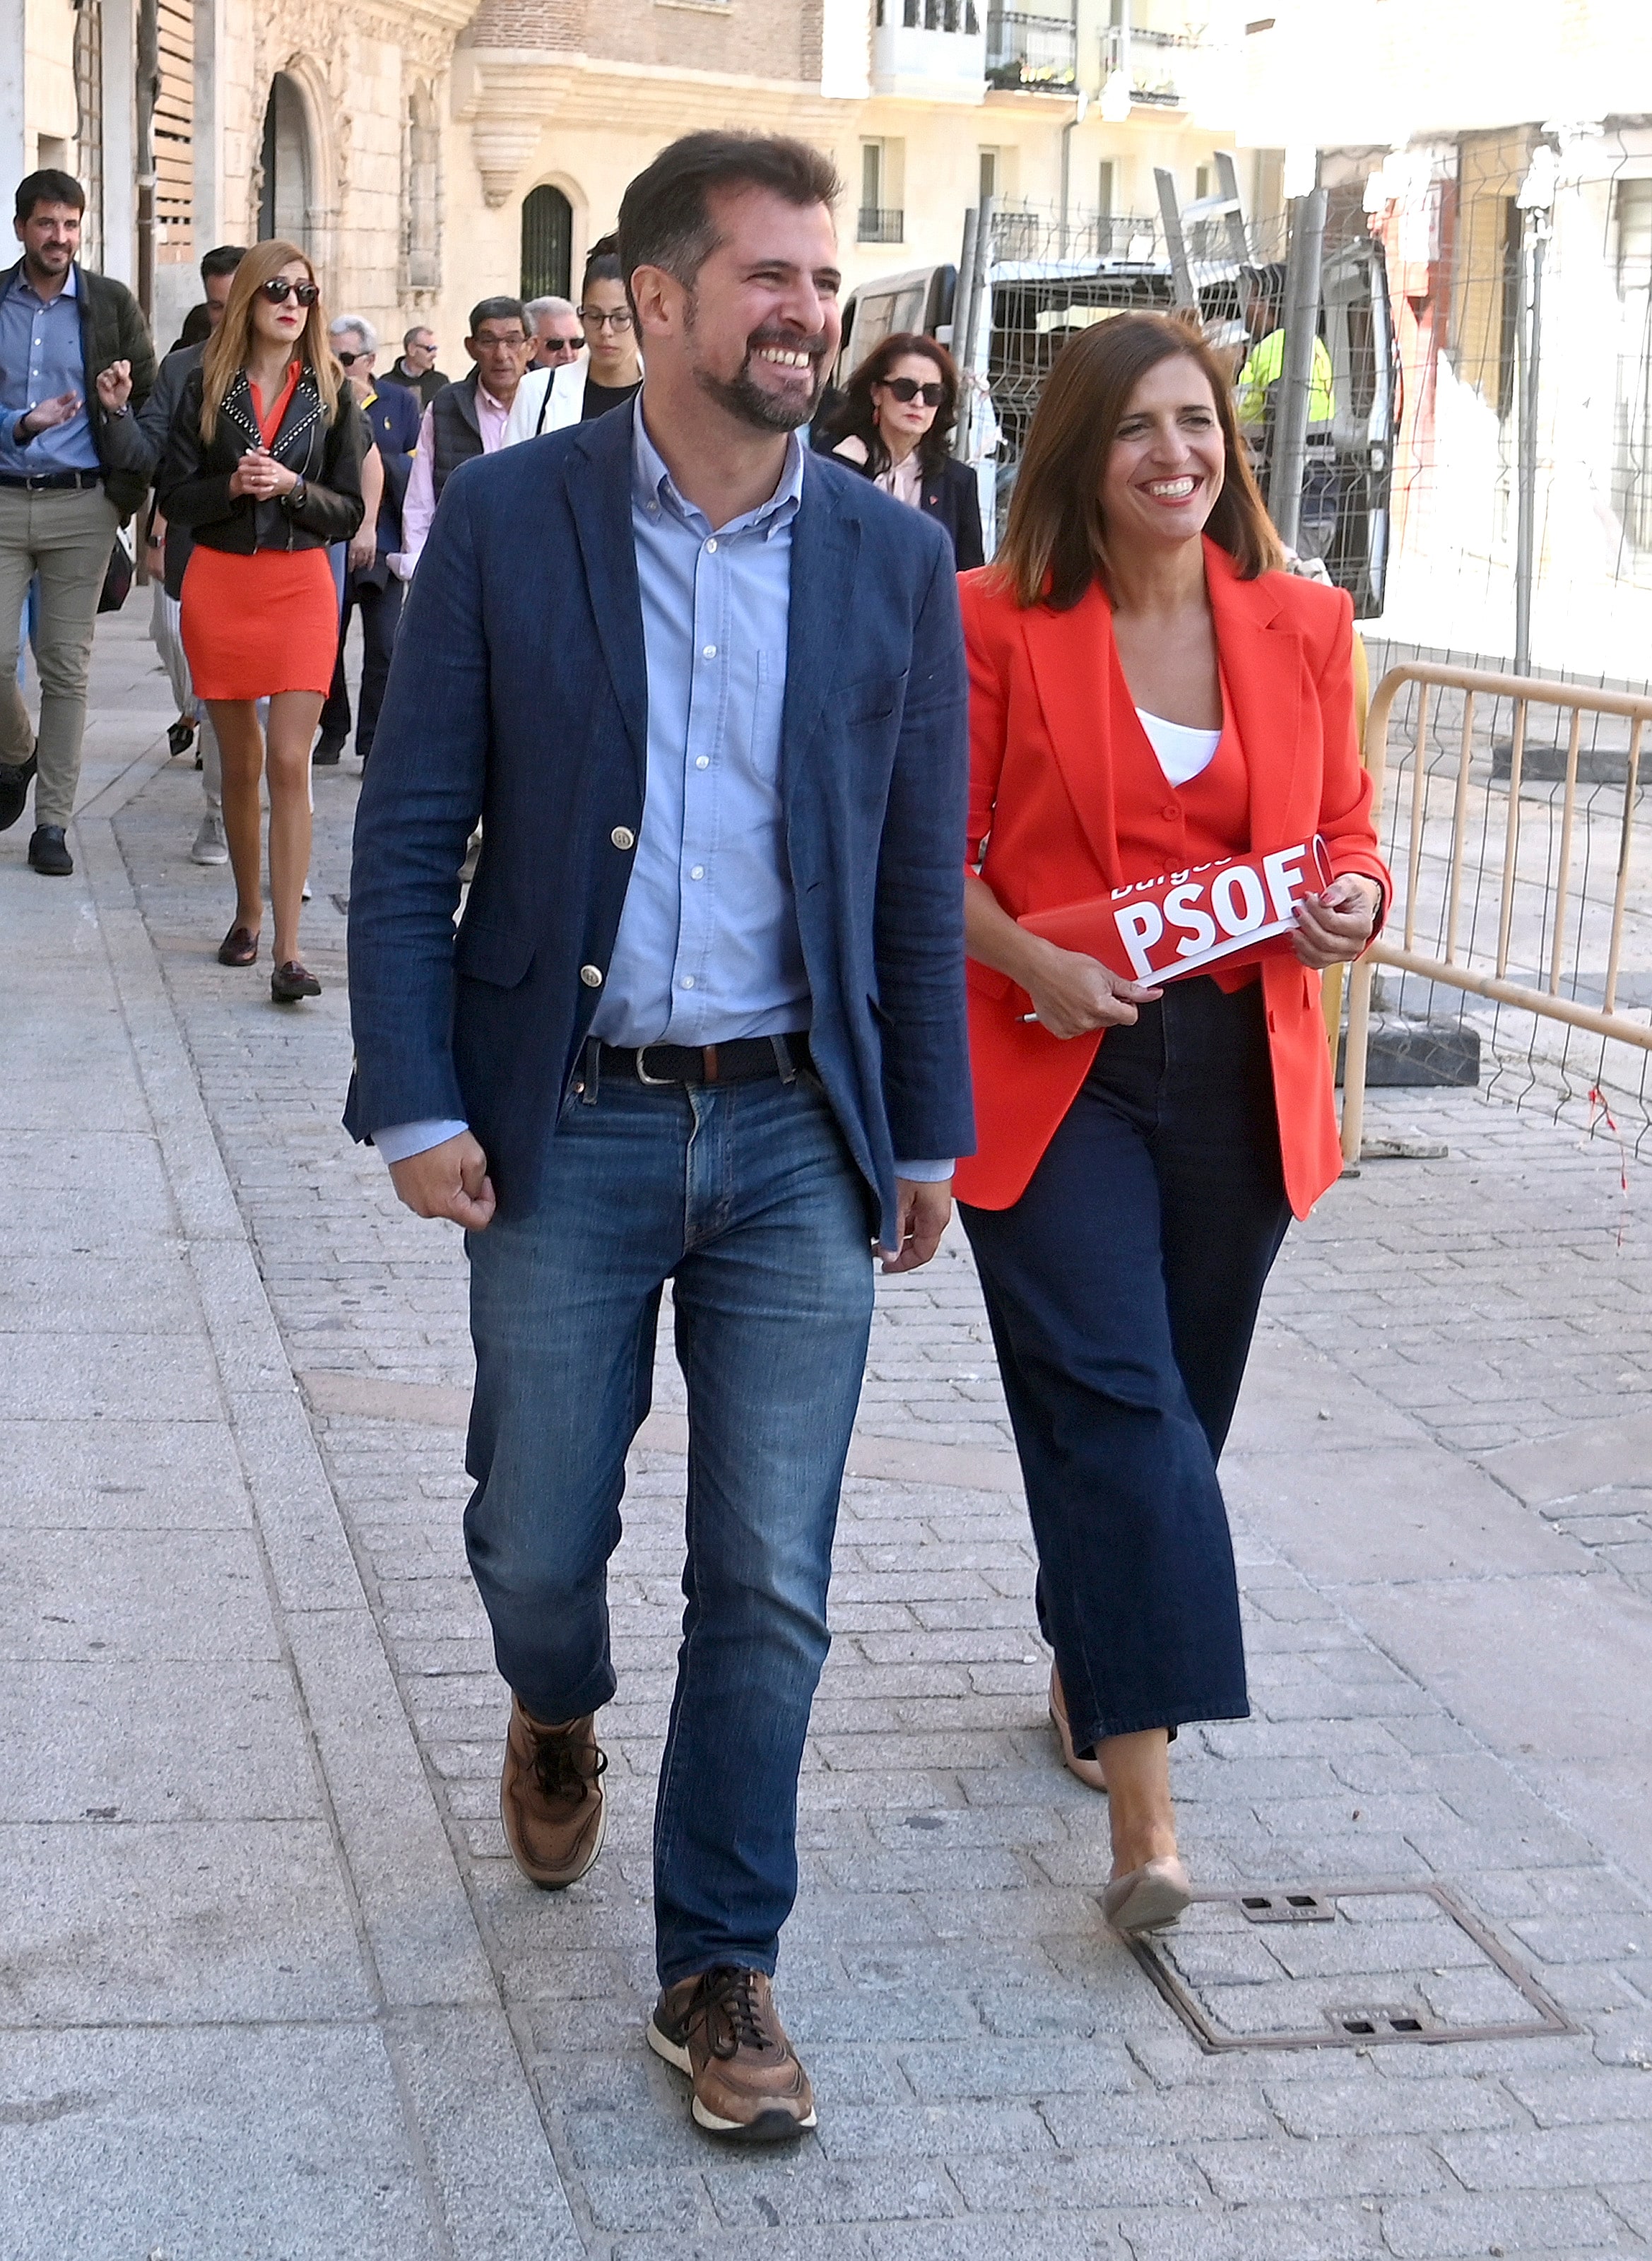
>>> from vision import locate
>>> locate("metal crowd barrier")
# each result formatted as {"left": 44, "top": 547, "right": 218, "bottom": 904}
{"left": 1339, "top": 662, "right": 1652, "bottom": 1165}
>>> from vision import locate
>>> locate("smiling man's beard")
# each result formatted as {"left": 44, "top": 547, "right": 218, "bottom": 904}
{"left": 685, "top": 301, "right": 828, "bottom": 433}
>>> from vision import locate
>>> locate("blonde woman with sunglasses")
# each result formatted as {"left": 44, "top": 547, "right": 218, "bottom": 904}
{"left": 158, "top": 240, "right": 364, "bottom": 1000}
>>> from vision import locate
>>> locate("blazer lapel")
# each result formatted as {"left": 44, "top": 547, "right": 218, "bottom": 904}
{"left": 1206, "top": 541, "right": 1304, "bottom": 852}
{"left": 781, "top": 464, "right": 861, "bottom": 803}
{"left": 1021, "top": 582, "right": 1121, "bottom": 883}
{"left": 565, "top": 405, "right": 647, "bottom": 786}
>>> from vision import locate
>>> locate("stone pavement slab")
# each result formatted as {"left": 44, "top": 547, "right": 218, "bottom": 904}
{"left": 8, "top": 610, "right": 1652, "bottom": 2255}
{"left": 1, "top": 613, "right": 583, "bottom": 2260}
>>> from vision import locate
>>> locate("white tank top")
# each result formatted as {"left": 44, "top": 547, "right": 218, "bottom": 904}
{"left": 1135, "top": 707, "right": 1222, "bottom": 787}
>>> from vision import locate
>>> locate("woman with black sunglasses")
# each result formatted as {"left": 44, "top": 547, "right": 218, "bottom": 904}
{"left": 825, "top": 331, "right": 984, "bottom": 569}
{"left": 158, "top": 240, "right": 364, "bottom": 1001}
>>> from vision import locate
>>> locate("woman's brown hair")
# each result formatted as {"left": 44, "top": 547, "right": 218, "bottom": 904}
{"left": 824, "top": 331, "right": 959, "bottom": 479}
{"left": 199, "top": 239, "right": 341, "bottom": 442}
{"left": 993, "top": 311, "right": 1281, "bottom": 609}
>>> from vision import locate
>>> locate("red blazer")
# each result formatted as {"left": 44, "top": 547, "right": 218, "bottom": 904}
{"left": 956, "top": 542, "right": 1391, "bottom": 1221}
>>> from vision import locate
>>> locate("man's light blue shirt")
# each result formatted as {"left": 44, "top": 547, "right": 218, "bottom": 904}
{"left": 588, "top": 408, "right": 808, "bottom": 1049}
{"left": 375, "top": 404, "right": 950, "bottom": 1181}
{"left": 0, "top": 262, "right": 99, "bottom": 476}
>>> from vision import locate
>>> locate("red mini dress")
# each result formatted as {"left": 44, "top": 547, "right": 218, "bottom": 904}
{"left": 181, "top": 362, "right": 341, "bottom": 702}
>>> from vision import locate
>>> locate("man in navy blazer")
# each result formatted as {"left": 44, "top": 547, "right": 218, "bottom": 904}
{"left": 346, "top": 133, "right": 972, "bottom": 2142}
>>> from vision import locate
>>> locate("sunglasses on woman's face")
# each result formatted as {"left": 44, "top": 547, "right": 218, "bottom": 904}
{"left": 260, "top": 278, "right": 320, "bottom": 307}
{"left": 880, "top": 377, "right": 945, "bottom": 407}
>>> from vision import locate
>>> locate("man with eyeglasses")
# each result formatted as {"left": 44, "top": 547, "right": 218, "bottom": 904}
{"left": 393, "top": 297, "right": 530, "bottom": 579}
{"left": 314, "top": 316, "right": 420, "bottom": 765}
{"left": 379, "top": 325, "right": 449, "bottom": 413}
{"left": 504, "top": 237, "right": 643, "bottom": 446}
{"left": 524, "top": 295, "right": 583, "bottom": 372}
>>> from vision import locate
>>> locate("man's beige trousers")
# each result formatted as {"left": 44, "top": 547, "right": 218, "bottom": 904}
{"left": 0, "top": 483, "right": 121, "bottom": 829}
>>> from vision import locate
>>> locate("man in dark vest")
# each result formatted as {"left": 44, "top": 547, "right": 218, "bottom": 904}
{"left": 392, "top": 296, "right": 528, "bottom": 580}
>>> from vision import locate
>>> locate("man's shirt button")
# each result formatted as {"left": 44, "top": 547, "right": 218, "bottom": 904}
{"left": 680, "top": 976, "right": 696, "bottom": 990}
{"left": 579, "top": 964, "right": 603, "bottom": 987}
{"left": 695, "top": 755, "right": 709, "bottom": 769}
{"left": 701, "top": 644, "right": 716, "bottom": 659}
{"left": 690, "top": 865, "right": 704, "bottom": 880}
{"left": 610, "top": 826, "right": 635, "bottom": 849}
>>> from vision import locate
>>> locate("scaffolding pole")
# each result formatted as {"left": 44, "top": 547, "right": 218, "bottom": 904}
{"left": 1518, "top": 184, "right": 1545, "bottom": 673}
{"left": 1269, "top": 187, "right": 1328, "bottom": 553}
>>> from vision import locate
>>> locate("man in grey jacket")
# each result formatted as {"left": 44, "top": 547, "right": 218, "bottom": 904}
{"left": 137, "top": 244, "right": 247, "bottom": 863}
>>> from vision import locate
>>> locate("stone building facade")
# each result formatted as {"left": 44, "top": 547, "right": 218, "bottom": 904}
{"left": 6, "top": 0, "right": 1249, "bottom": 370}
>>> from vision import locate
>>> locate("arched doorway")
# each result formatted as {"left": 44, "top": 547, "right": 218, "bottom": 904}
{"left": 521, "top": 184, "right": 572, "bottom": 301}
{"left": 259, "top": 73, "right": 312, "bottom": 247}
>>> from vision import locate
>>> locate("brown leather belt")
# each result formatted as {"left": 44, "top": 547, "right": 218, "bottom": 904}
{"left": 593, "top": 1033, "right": 810, "bottom": 1087}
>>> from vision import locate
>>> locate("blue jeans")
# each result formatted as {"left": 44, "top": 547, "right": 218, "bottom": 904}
{"left": 464, "top": 1065, "right": 875, "bottom": 1985}
{"left": 960, "top": 977, "right": 1291, "bottom": 1753}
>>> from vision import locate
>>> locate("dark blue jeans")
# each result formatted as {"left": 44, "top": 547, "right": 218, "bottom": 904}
{"left": 960, "top": 976, "right": 1292, "bottom": 1754}
{"left": 464, "top": 1067, "right": 874, "bottom": 1986}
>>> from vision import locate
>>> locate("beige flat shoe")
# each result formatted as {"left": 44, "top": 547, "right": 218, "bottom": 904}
{"left": 1102, "top": 1854, "right": 1192, "bottom": 1935}
{"left": 1049, "top": 1666, "right": 1108, "bottom": 1793}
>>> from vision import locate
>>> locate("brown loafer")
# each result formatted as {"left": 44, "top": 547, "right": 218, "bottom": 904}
{"left": 270, "top": 959, "right": 321, "bottom": 1003}
{"left": 499, "top": 1696, "right": 606, "bottom": 1889}
{"left": 217, "top": 922, "right": 259, "bottom": 967}
{"left": 647, "top": 1966, "right": 816, "bottom": 2141}
{"left": 1050, "top": 1666, "right": 1108, "bottom": 1793}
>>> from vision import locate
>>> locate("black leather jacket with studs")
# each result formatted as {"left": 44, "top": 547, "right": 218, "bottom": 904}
{"left": 157, "top": 362, "right": 365, "bottom": 553}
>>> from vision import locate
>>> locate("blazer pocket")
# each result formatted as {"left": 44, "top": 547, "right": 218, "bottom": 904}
{"left": 454, "top": 919, "right": 536, "bottom": 990}
{"left": 840, "top": 670, "right": 908, "bottom": 724}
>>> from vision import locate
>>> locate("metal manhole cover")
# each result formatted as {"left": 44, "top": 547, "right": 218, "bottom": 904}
{"left": 1125, "top": 1880, "right": 1575, "bottom": 2052}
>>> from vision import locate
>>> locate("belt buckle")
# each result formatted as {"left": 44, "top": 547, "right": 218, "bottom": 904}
{"left": 633, "top": 1044, "right": 678, "bottom": 1087}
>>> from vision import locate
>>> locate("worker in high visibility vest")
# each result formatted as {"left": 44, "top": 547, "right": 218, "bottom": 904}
{"left": 1235, "top": 264, "right": 1340, "bottom": 561}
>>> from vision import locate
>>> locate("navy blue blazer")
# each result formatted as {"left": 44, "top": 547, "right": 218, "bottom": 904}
{"left": 344, "top": 401, "right": 974, "bottom": 1240}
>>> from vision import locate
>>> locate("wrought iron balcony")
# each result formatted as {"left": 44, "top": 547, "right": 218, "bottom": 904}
{"left": 986, "top": 8, "right": 1077, "bottom": 89}
{"left": 857, "top": 207, "right": 907, "bottom": 244}
{"left": 1099, "top": 20, "right": 1203, "bottom": 107}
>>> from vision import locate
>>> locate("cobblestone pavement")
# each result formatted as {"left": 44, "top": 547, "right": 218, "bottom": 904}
{"left": 9, "top": 615, "right": 1652, "bottom": 2258}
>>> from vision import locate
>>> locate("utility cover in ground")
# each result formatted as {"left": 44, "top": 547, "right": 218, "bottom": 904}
{"left": 1126, "top": 1881, "right": 1573, "bottom": 2052}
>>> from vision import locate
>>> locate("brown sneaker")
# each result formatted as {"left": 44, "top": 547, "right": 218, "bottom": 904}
{"left": 647, "top": 1966, "right": 817, "bottom": 2141}
{"left": 499, "top": 1696, "right": 606, "bottom": 1888}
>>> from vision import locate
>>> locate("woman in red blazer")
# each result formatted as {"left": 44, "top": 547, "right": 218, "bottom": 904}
{"left": 957, "top": 314, "right": 1390, "bottom": 1935}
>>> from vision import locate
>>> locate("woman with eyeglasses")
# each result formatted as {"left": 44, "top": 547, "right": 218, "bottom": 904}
{"left": 504, "top": 235, "right": 644, "bottom": 444}
{"left": 159, "top": 239, "right": 364, "bottom": 1001}
{"left": 825, "top": 333, "right": 984, "bottom": 569}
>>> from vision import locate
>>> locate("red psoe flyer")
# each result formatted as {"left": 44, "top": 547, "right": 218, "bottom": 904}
{"left": 1020, "top": 835, "right": 1333, "bottom": 986}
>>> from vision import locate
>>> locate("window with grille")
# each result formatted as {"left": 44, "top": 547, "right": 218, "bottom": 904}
{"left": 1612, "top": 178, "right": 1652, "bottom": 556}
{"left": 521, "top": 184, "right": 572, "bottom": 302}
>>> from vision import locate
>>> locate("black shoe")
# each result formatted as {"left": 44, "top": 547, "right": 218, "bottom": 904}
{"left": 312, "top": 733, "right": 346, "bottom": 767}
{"left": 167, "top": 718, "right": 196, "bottom": 757}
{"left": 271, "top": 959, "right": 321, "bottom": 1003}
{"left": 0, "top": 749, "right": 37, "bottom": 832}
{"left": 28, "top": 825, "right": 73, "bottom": 876}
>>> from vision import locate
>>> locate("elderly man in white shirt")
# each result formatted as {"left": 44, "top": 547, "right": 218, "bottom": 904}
{"left": 502, "top": 236, "right": 641, "bottom": 449}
